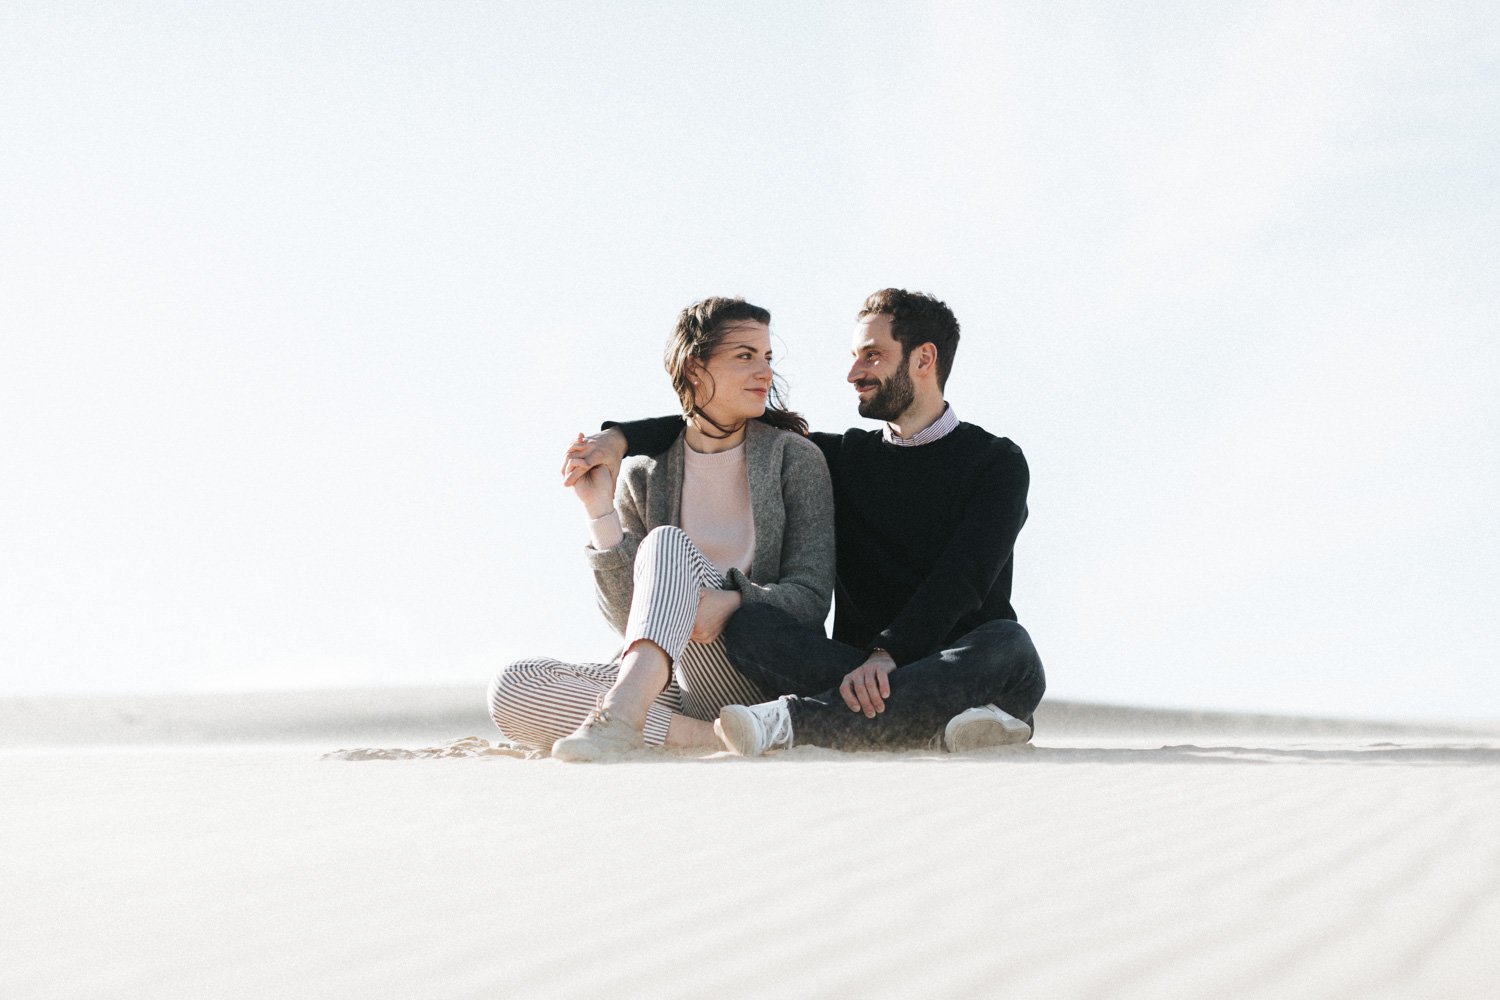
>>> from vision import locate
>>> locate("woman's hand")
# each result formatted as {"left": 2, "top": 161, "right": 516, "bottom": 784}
{"left": 691, "top": 589, "right": 742, "bottom": 644}
{"left": 565, "top": 432, "right": 616, "bottom": 518}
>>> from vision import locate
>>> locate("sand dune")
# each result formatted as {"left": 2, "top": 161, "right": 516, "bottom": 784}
{"left": 3, "top": 688, "right": 1497, "bottom": 999}
{"left": 4, "top": 686, "right": 1489, "bottom": 749}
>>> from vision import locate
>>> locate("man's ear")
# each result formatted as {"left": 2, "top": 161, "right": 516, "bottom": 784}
{"left": 913, "top": 342, "right": 939, "bottom": 377}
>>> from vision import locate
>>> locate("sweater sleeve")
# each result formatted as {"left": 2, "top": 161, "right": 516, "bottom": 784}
{"left": 604, "top": 415, "right": 685, "bottom": 458}
{"left": 583, "top": 459, "right": 651, "bottom": 636}
{"left": 725, "top": 437, "right": 836, "bottom": 629}
{"left": 807, "top": 430, "right": 843, "bottom": 468}
{"left": 872, "top": 444, "right": 1029, "bottom": 665}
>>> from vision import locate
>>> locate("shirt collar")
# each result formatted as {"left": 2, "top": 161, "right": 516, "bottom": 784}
{"left": 883, "top": 403, "right": 958, "bottom": 447}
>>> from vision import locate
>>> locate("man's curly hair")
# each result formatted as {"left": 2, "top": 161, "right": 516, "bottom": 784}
{"left": 858, "top": 288, "right": 961, "bottom": 389}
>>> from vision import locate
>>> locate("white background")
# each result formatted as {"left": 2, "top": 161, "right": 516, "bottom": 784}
{"left": 3, "top": 1, "right": 1496, "bottom": 720}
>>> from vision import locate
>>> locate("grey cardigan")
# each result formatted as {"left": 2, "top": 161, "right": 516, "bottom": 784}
{"left": 585, "top": 419, "right": 835, "bottom": 637}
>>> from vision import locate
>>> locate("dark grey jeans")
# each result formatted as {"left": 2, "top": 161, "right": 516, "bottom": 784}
{"left": 723, "top": 604, "right": 1046, "bottom": 751}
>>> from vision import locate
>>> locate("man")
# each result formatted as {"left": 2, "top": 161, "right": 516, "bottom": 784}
{"left": 566, "top": 289, "right": 1044, "bottom": 755}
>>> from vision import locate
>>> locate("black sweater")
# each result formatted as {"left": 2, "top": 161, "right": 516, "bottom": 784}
{"left": 611, "top": 416, "right": 1029, "bottom": 667}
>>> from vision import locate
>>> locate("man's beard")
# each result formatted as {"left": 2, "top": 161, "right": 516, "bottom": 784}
{"left": 856, "top": 357, "right": 915, "bottom": 421}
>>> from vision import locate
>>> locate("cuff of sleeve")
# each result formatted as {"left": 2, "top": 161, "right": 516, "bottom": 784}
{"left": 587, "top": 509, "right": 623, "bottom": 551}
{"left": 871, "top": 632, "right": 911, "bottom": 668}
{"left": 726, "top": 567, "right": 771, "bottom": 606}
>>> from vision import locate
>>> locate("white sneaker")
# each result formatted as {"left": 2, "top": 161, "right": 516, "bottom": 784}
{"left": 944, "top": 704, "right": 1032, "bottom": 752}
{"left": 715, "top": 699, "right": 793, "bottom": 757}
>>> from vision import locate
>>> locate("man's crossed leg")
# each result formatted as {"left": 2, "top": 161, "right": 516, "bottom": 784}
{"left": 718, "top": 604, "right": 1046, "bottom": 754}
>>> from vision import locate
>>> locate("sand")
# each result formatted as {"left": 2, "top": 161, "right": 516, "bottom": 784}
{"left": 3, "top": 688, "right": 1498, "bottom": 1000}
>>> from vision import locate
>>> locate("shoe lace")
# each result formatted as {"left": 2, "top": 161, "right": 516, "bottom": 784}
{"left": 764, "top": 698, "right": 793, "bottom": 748}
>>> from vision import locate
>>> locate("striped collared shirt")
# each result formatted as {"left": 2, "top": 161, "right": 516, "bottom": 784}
{"left": 883, "top": 403, "right": 959, "bottom": 447}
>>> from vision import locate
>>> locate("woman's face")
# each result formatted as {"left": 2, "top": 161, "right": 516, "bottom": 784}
{"left": 691, "top": 321, "right": 774, "bottom": 427}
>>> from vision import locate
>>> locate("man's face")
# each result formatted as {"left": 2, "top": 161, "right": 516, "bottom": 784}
{"left": 848, "top": 314, "right": 914, "bottom": 421}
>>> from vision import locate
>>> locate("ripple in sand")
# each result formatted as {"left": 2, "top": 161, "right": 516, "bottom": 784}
{"left": 321, "top": 735, "right": 537, "bottom": 760}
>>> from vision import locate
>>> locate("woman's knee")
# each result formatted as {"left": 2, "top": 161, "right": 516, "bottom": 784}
{"left": 641, "top": 524, "right": 692, "bottom": 552}
{"left": 486, "top": 658, "right": 556, "bottom": 729}
{"left": 634, "top": 525, "right": 693, "bottom": 574}
{"left": 485, "top": 662, "right": 519, "bottom": 727}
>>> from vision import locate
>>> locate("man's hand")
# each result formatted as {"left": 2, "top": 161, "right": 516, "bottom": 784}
{"left": 567, "top": 433, "right": 617, "bottom": 518}
{"left": 562, "top": 428, "right": 627, "bottom": 488}
{"left": 691, "top": 589, "right": 742, "bottom": 644}
{"left": 841, "top": 652, "right": 897, "bottom": 717}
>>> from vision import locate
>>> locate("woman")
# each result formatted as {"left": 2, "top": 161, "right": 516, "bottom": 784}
{"left": 486, "top": 297, "right": 834, "bottom": 760}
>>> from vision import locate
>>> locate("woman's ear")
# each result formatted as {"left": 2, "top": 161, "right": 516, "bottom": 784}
{"left": 685, "top": 358, "right": 704, "bottom": 387}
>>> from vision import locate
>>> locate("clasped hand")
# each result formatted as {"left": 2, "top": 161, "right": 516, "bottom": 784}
{"left": 561, "top": 430, "right": 624, "bottom": 518}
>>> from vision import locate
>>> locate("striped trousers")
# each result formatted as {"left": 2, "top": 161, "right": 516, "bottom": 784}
{"left": 487, "top": 525, "right": 766, "bottom": 752}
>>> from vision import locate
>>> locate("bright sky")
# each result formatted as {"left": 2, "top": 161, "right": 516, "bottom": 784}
{"left": 3, "top": 1, "right": 1497, "bottom": 721}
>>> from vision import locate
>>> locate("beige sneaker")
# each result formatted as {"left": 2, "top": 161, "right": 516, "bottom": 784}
{"left": 551, "top": 707, "right": 646, "bottom": 762}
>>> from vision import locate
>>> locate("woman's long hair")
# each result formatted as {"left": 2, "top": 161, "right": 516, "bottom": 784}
{"left": 665, "top": 297, "right": 808, "bottom": 437}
